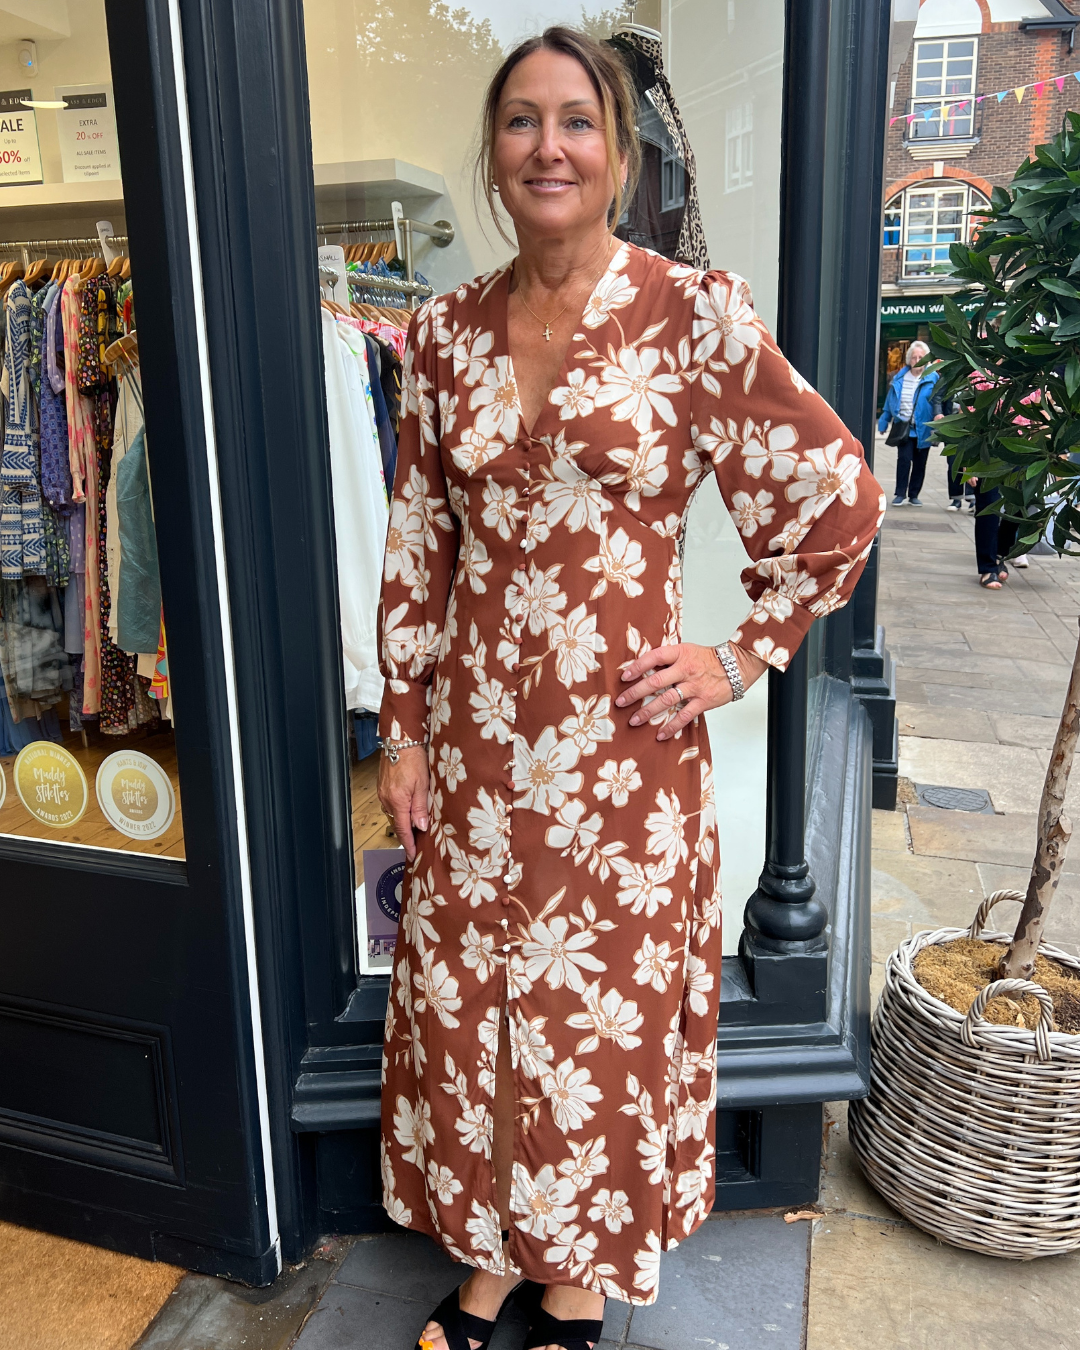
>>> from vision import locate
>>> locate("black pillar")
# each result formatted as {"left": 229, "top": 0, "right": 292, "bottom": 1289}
{"left": 741, "top": 0, "right": 831, "bottom": 1018}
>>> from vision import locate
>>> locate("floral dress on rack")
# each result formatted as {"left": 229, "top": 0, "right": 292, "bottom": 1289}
{"left": 377, "top": 242, "right": 884, "bottom": 1305}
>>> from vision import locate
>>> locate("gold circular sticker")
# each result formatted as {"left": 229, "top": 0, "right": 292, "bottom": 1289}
{"left": 96, "top": 751, "right": 176, "bottom": 840}
{"left": 13, "top": 741, "right": 89, "bottom": 828}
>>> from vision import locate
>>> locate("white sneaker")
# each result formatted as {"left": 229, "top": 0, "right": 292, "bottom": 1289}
{"left": 947, "top": 499, "right": 962, "bottom": 512}
{"left": 1014, "top": 554, "right": 1030, "bottom": 568}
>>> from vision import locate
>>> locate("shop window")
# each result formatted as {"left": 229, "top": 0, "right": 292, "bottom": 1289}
{"left": 725, "top": 100, "right": 754, "bottom": 192}
{"left": 303, "top": 0, "right": 781, "bottom": 960}
{"left": 901, "top": 181, "right": 988, "bottom": 277}
{"left": 909, "top": 38, "right": 977, "bottom": 138}
{"left": 0, "top": 1, "right": 183, "bottom": 858}
{"left": 883, "top": 195, "right": 901, "bottom": 248}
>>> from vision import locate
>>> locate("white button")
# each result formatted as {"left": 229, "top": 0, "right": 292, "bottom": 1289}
{"left": 502, "top": 944, "right": 511, "bottom": 952}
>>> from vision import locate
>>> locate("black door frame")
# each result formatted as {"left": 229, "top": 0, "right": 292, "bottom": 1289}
{"left": 0, "top": 0, "right": 278, "bottom": 1282}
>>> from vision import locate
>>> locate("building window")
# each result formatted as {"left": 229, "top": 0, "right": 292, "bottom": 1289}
{"left": 883, "top": 195, "right": 901, "bottom": 248}
{"left": 725, "top": 101, "right": 753, "bottom": 192}
{"left": 900, "top": 181, "right": 988, "bottom": 278}
{"left": 910, "top": 38, "right": 977, "bottom": 138}
{"left": 661, "top": 150, "right": 686, "bottom": 212}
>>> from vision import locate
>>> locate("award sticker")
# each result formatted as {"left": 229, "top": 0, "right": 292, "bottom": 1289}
{"left": 13, "top": 741, "right": 88, "bottom": 828}
{"left": 96, "top": 751, "right": 176, "bottom": 840}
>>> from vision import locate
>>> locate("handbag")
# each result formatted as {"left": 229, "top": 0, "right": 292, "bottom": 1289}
{"left": 885, "top": 417, "right": 912, "bottom": 446}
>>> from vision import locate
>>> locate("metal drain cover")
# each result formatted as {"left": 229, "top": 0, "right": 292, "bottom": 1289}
{"left": 915, "top": 783, "right": 995, "bottom": 814}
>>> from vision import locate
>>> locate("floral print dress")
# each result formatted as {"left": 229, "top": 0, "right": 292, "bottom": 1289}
{"left": 377, "top": 242, "right": 883, "bottom": 1305}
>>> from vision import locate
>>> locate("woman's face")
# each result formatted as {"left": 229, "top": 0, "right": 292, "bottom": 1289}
{"left": 493, "top": 48, "right": 624, "bottom": 241}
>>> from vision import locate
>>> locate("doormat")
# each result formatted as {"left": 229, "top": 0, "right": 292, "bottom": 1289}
{"left": 0, "top": 1220, "right": 181, "bottom": 1350}
{"left": 914, "top": 783, "right": 996, "bottom": 814}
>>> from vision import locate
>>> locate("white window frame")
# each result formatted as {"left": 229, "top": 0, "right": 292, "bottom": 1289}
{"left": 724, "top": 100, "right": 753, "bottom": 193}
{"left": 883, "top": 194, "right": 902, "bottom": 249}
{"left": 900, "top": 180, "right": 989, "bottom": 279}
{"left": 909, "top": 37, "right": 978, "bottom": 140}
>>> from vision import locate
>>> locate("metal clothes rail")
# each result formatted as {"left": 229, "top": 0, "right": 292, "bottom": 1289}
{"left": 316, "top": 202, "right": 453, "bottom": 298}
{"left": 0, "top": 235, "right": 128, "bottom": 264}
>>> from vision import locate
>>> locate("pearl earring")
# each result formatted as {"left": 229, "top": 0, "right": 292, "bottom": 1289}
{"left": 492, "top": 182, "right": 500, "bottom": 192}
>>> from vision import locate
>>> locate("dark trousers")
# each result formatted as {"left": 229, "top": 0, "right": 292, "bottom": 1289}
{"left": 894, "top": 435, "right": 928, "bottom": 500}
{"left": 974, "top": 485, "right": 1019, "bottom": 574}
{"left": 947, "top": 455, "right": 973, "bottom": 500}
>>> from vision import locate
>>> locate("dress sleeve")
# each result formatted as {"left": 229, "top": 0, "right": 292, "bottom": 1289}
{"left": 689, "top": 271, "right": 884, "bottom": 670}
{"left": 377, "top": 302, "right": 460, "bottom": 743}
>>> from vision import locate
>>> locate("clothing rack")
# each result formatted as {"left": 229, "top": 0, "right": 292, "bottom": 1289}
{"left": 0, "top": 235, "right": 128, "bottom": 266}
{"left": 316, "top": 205, "right": 452, "bottom": 294}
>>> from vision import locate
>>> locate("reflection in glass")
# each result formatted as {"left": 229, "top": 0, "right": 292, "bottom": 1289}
{"left": 0, "top": 0, "right": 183, "bottom": 858}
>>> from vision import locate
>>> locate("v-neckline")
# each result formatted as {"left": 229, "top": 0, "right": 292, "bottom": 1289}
{"left": 498, "top": 241, "right": 629, "bottom": 441}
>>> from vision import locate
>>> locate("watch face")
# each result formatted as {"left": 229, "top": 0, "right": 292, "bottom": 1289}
{"left": 376, "top": 860, "right": 406, "bottom": 924}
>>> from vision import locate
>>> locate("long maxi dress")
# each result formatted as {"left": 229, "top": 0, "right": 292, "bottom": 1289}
{"left": 377, "top": 242, "right": 884, "bottom": 1305}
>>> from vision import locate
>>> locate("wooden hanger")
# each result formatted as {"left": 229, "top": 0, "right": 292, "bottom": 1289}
{"left": 121, "top": 257, "right": 131, "bottom": 280}
{"left": 103, "top": 331, "right": 138, "bottom": 370}
{"left": 24, "top": 258, "right": 48, "bottom": 286}
{"left": 106, "top": 255, "right": 125, "bottom": 278}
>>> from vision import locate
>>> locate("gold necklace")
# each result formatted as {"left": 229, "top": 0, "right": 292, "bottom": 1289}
{"left": 513, "top": 250, "right": 615, "bottom": 342}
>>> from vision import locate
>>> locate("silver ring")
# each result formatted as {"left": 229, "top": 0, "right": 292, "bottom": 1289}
{"left": 673, "top": 683, "right": 684, "bottom": 703}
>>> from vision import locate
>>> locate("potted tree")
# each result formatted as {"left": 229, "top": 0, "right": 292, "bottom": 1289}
{"left": 849, "top": 113, "right": 1080, "bottom": 1259}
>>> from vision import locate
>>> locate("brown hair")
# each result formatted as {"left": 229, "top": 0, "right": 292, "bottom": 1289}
{"left": 475, "top": 26, "right": 642, "bottom": 244}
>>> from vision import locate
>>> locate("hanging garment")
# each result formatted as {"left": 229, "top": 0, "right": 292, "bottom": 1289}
{"left": 0, "top": 281, "right": 46, "bottom": 579}
{"left": 115, "top": 424, "right": 162, "bottom": 655}
{"left": 61, "top": 278, "right": 102, "bottom": 713}
{"left": 377, "top": 244, "right": 883, "bottom": 1304}
{"left": 608, "top": 28, "right": 709, "bottom": 269}
{"left": 321, "top": 308, "right": 389, "bottom": 714}
{"left": 0, "top": 577, "right": 72, "bottom": 710}
{"left": 106, "top": 374, "right": 144, "bottom": 642}
{"left": 364, "top": 332, "right": 398, "bottom": 492}
{"left": 40, "top": 286, "right": 73, "bottom": 513}
{"left": 64, "top": 505, "right": 86, "bottom": 656}
{"left": 0, "top": 659, "right": 62, "bottom": 755}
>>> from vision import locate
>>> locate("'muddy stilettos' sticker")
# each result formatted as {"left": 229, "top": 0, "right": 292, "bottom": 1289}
{"left": 13, "top": 741, "right": 88, "bottom": 828}
{"left": 96, "top": 751, "right": 176, "bottom": 840}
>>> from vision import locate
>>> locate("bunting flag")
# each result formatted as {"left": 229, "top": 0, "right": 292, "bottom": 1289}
{"left": 889, "top": 63, "right": 1080, "bottom": 125}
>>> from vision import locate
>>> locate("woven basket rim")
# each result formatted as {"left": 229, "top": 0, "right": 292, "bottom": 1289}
{"left": 885, "top": 924, "right": 1080, "bottom": 1056}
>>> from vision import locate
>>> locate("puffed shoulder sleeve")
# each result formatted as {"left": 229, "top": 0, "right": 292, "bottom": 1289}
{"left": 377, "top": 301, "right": 460, "bottom": 743}
{"left": 689, "top": 270, "right": 884, "bottom": 669}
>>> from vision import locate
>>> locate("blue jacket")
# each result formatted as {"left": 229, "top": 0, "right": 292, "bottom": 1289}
{"left": 878, "top": 367, "right": 940, "bottom": 449}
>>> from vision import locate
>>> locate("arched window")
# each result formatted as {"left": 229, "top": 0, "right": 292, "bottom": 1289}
{"left": 885, "top": 181, "right": 990, "bottom": 278}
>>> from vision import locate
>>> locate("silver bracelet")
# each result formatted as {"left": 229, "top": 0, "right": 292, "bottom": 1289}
{"left": 714, "top": 643, "right": 745, "bottom": 702}
{"left": 382, "top": 738, "right": 428, "bottom": 764}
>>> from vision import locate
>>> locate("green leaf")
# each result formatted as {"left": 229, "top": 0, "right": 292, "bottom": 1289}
{"left": 1041, "top": 276, "right": 1080, "bottom": 298}
{"left": 1066, "top": 353, "right": 1080, "bottom": 398}
{"left": 1053, "top": 313, "right": 1080, "bottom": 340}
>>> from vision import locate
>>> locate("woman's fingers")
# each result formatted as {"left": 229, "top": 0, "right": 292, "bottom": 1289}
{"left": 617, "top": 648, "right": 682, "bottom": 709}
{"left": 657, "top": 697, "right": 709, "bottom": 741}
{"left": 628, "top": 679, "right": 686, "bottom": 726}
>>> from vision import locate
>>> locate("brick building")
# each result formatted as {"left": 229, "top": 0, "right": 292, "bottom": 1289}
{"left": 878, "top": 0, "right": 1080, "bottom": 401}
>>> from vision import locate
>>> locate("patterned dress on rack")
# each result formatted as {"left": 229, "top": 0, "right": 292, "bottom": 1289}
{"left": 0, "top": 281, "right": 46, "bottom": 579}
{"left": 377, "top": 243, "right": 884, "bottom": 1305}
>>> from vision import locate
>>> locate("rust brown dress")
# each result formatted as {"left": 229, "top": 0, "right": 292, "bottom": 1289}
{"left": 378, "top": 242, "right": 883, "bottom": 1304}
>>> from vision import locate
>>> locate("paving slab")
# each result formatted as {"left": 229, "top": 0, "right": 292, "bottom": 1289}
{"left": 905, "top": 805, "right": 1049, "bottom": 870}
{"left": 894, "top": 703, "right": 996, "bottom": 744}
{"left": 870, "top": 806, "right": 908, "bottom": 853}
{"left": 922, "top": 682, "right": 1066, "bottom": 718}
{"left": 624, "top": 1216, "right": 808, "bottom": 1350}
{"left": 334, "top": 1231, "right": 464, "bottom": 1304}
{"left": 988, "top": 710, "right": 1062, "bottom": 748}
{"left": 964, "top": 632, "right": 1068, "bottom": 666}
{"left": 871, "top": 849, "right": 983, "bottom": 933}
{"left": 807, "top": 1214, "right": 1080, "bottom": 1350}
{"left": 897, "top": 736, "right": 1046, "bottom": 814}
{"left": 818, "top": 1104, "right": 901, "bottom": 1225}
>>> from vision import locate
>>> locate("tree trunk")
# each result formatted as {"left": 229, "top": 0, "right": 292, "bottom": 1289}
{"left": 1001, "top": 621, "right": 1080, "bottom": 979}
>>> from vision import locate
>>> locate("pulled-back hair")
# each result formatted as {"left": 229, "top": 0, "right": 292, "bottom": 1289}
{"left": 475, "top": 26, "right": 642, "bottom": 244}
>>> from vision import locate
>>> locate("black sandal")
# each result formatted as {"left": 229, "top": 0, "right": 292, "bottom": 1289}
{"left": 415, "top": 1233, "right": 516, "bottom": 1350}
{"left": 522, "top": 1299, "right": 606, "bottom": 1350}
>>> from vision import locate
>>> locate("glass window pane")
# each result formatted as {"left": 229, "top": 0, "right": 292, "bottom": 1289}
{"left": 0, "top": 0, "right": 184, "bottom": 857}
{"left": 919, "top": 43, "right": 944, "bottom": 59}
{"left": 949, "top": 41, "right": 974, "bottom": 57}
{"left": 303, "top": 0, "right": 779, "bottom": 959}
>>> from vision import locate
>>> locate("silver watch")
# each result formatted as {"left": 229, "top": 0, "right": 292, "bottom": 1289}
{"left": 714, "top": 643, "right": 745, "bottom": 701}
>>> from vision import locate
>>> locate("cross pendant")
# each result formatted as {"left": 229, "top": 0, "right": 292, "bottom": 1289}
{"left": 543, "top": 323, "right": 553, "bottom": 341}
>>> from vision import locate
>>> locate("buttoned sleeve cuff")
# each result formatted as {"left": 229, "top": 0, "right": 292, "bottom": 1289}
{"left": 378, "top": 679, "right": 431, "bottom": 745}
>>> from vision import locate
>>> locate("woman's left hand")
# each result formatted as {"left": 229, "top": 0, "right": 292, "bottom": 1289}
{"left": 616, "top": 642, "right": 768, "bottom": 741}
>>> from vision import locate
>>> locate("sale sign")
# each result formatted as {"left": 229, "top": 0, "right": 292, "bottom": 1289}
{"left": 0, "top": 90, "right": 42, "bottom": 186}
{"left": 55, "top": 84, "right": 120, "bottom": 182}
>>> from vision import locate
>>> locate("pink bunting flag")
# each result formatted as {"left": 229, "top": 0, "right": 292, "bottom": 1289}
{"left": 976, "top": 95, "right": 985, "bottom": 103}
{"left": 1035, "top": 81, "right": 1045, "bottom": 97}
{"left": 907, "top": 113, "right": 917, "bottom": 122}
{"left": 1057, "top": 77, "right": 1066, "bottom": 92}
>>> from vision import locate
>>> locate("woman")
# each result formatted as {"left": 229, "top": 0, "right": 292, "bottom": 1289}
{"left": 877, "top": 340, "right": 937, "bottom": 507}
{"left": 377, "top": 28, "right": 883, "bottom": 1350}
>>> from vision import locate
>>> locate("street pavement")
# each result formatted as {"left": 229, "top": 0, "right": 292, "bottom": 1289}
{"left": 131, "top": 434, "right": 1080, "bottom": 1350}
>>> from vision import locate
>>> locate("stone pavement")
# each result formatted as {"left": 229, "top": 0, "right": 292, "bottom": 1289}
{"left": 134, "top": 434, "right": 1080, "bottom": 1350}
{"left": 804, "top": 437, "right": 1080, "bottom": 1350}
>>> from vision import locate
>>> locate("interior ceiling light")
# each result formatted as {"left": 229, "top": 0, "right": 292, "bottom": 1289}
{"left": 20, "top": 101, "right": 67, "bottom": 110}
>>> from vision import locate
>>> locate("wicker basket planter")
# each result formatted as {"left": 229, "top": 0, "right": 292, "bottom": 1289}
{"left": 849, "top": 890, "right": 1080, "bottom": 1259}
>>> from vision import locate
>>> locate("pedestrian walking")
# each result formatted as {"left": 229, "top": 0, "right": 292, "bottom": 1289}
{"left": 971, "top": 478, "right": 1020, "bottom": 588}
{"left": 931, "top": 388, "right": 974, "bottom": 512}
{"left": 877, "top": 340, "right": 938, "bottom": 507}
{"left": 374, "top": 26, "right": 883, "bottom": 1350}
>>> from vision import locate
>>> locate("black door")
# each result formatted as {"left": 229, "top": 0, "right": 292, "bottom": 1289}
{"left": 0, "top": 0, "right": 277, "bottom": 1282}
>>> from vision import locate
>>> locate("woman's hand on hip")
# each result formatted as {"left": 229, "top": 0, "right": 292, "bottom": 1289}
{"left": 378, "top": 746, "right": 430, "bottom": 862}
{"left": 615, "top": 642, "right": 768, "bottom": 741}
